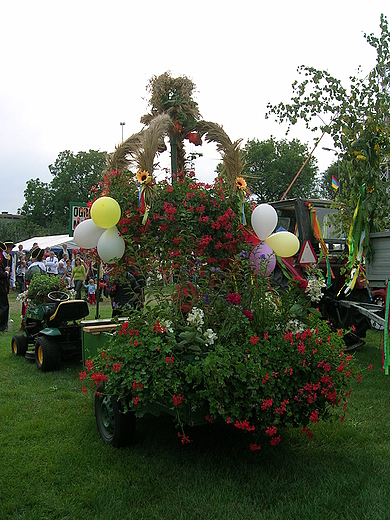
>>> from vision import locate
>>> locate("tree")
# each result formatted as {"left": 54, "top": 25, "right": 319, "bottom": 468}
{"left": 266, "top": 14, "right": 390, "bottom": 237}
{"left": 242, "top": 137, "right": 319, "bottom": 202}
{"left": 20, "top": 149, "right": 107, "bottom": 233}
{"left": 320, "top": 162, "right": 340, "bottom": 200}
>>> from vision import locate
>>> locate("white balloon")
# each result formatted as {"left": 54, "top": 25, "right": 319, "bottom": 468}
{"left": 251, "top": 204, "right": 278, "bottom": 241}
{"left": 97, "top": 226, "right": 125, "bottom": 263}
{"left": 74, "top": 219, "right": 105, "bottom": 249}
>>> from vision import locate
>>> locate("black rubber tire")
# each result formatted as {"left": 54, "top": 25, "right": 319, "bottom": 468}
{"left": 342, "top": 289, "right": 371, "bottom": 339}
{"left": 11, "top": 334, "right": 28, "bottom": 357}
{"left": 95, "top": 383, "right": 136, "bottom": 447}
{"left": 35, "top": 336, "right": 62, "bottom": 372}
{"left": 371, "top": 294, "right": 385, "bottom": 331}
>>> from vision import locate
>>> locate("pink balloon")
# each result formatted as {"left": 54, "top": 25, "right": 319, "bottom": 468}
{"left": 249, "top": 242, "right": 276, "bottom": 275}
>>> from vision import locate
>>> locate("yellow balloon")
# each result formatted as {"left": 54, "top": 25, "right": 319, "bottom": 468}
{"left": 266, "top": 232, "right": 300, "bottom": 258}
{"left": 90, "top": 197, "right": 121, "bottom": 229}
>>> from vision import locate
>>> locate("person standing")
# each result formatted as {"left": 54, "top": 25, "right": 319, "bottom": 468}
{"left": 16, "top": 258, "right": 27, "bottom": 293}
{"left": 110, "top": 268, "right": 144, "bottom": 317}
{"left": 58, "top": 243, "right": 72, "bottom": 262}
{"left": 69, "top": 256, "right": 86, "bottom": 299}
{"left": 0, "top": 241, "right": 10, "bottom": 332}
{"left": 84, "top": 278, "right": 97, "bottom": 305}
{"left": 4, "top": 241, "right": 16, "bottom": 291}
{"left": 25, "top": 247, "right": 46, "bottom": 283}
{"left": 45, "top": 250, "right": 59, "bottom": 275}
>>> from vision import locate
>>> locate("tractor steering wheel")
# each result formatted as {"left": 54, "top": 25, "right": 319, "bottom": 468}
{"left": 47, "top": 291, "right": 70, "bottom": 302}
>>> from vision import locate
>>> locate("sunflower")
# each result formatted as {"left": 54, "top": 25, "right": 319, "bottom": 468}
{"left": 136, "top": 169, "right": 152, "bottom": 184}
{"left": 235, "top": 177, "right": 247, "bottom": 191}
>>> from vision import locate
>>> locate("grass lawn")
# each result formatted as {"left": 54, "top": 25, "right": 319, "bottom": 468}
{"left": 1, "top": 291, "right": 389, "bottom": 520}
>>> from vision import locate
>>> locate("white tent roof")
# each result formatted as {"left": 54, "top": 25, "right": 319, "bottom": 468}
{"left": 14, "top": 234, "right": 79, "bottom": 252}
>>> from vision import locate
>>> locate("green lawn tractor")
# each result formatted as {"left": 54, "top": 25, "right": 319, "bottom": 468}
{"left": 11, "top": 291, "right": 89, "bottom": 372}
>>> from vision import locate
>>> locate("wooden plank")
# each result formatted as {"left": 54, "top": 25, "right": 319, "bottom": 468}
{"left": 83, "top": 324, "right": 120, "bottom": 334}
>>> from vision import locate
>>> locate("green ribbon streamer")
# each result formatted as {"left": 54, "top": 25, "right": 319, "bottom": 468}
{"left": 383, "top": 282, "right": 390, "bottom": 375}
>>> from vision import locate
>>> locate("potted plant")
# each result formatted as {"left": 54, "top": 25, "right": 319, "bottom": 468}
{"left": 27, "top": 275, "right": 70, "bottom": 305}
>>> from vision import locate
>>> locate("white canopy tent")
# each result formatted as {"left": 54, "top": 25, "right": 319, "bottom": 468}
{"left": 13, "top": 234, "right": 79, "bottom": 253}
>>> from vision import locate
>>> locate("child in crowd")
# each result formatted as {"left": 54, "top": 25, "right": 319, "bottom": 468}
{"left": 84, "top": 278, "right": 97, "bottom": 305}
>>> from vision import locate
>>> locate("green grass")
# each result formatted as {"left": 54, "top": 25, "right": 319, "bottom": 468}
{"left": 1, "top": 293, "right": 390, "bottom": 519}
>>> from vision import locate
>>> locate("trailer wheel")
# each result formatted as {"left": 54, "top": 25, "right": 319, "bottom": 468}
{"left": 35, "top": 337, "right": 62, "bottom": 372}
{"left": 11, "top": 334, "right": 28, "bottom": 357}
{"left": 371, "top": 294, "right": 385, "bottom": 331}
{"left": 344, "top": 290, "right": 372, "bottom": 339}
{"left": 95, "top": 383, "right": 136, "bottom": 447}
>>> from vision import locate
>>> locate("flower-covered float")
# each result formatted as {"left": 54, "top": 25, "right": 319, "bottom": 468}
{"left": 79, "top": 78, "right": 359, "bottom": 450}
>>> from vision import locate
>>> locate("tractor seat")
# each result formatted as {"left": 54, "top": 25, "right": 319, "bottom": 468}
{"left": 49, "top": 300, "right": 89, "bottom": 327}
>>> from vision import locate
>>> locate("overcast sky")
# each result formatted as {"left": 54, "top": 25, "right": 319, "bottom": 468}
{"left": 1, "top": 1, "right": 388, "bottom": 214}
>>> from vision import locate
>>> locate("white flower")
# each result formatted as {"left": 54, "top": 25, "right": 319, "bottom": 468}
{"left": 204, "top": 328, "right": 217, "bottom": 346}
{"left": 305, "top": 275, "right": 326, "bottom": 303}
{"left": 285, "top": 319, "right": 306, "bottom": 335}
{"left": 187, "top": 307, "right": 204, "bottom": 328}
{"left": 160, "top": 319, "right": 173, "bottom": 333}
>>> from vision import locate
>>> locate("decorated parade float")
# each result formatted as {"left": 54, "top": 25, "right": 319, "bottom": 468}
{"left": 75, "top": 74, "right": 364, "bottom": 450}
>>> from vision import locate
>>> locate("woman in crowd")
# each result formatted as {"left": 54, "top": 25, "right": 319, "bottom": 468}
{"left": 69, "top": 256, "right": 86, "bottom": 299}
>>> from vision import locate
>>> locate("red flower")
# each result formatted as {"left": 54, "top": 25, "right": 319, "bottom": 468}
{"left": 357, "top": 373, "right": 362, "bottom": 384}
{"left": 205, "top": 415, "right": 214, "bottom": 423}
{"left": 173, "top": 394, "right": 184, "bottom": 406}
{"left": 264, "top": 332, "right": 269, "bottom": 340}
{"left": 79, "top": 371, "right": 88, "bottom": 382}
{"left": 368, "top": 364, "right": 373, "bottom": 370}
{"left": 270, "top": 435, "right": 281, "bottom": 446}
{"left": 243, "top": 309, "right": 253, "bottom": 321}
{"left": 227, "top": 292, "right": 241, "bottom": 305}
{"left": 265, "top": 425, "right": 278, "bottom": 436}
{"left": 310, "top": 410, "right": 319, "bottom": 423}
{"left": 133, "top": 396, "right": 139, "bottom": 405}
{"left": 250, "top": 335, "right": 259, "bottom": 345}
{"left": 177, "top": 432, "right": 191, "bottom": 445}
{"left": 85, "top": 359, "right": 94, "bottom": 372}
{"left": 261, "top": 373, "right": 270, "bottom": 385}
{"left": 90, "top": 372, "right": 108, "bottom": 387}
{"left": 261, "top": 398, "right": 273, "bottom": 410}
{"left": 165, "top": 356, "right": 174, "bottom": 363}
{"left": 249, "top": 443, "right": 261, "bottom": 451}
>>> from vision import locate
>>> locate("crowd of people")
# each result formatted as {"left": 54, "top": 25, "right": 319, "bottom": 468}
{"left": 0, "top": 240, "right": 145, "bottom": 331}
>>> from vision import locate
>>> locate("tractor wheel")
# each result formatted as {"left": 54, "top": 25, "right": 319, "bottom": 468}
{"left": 35, "top": 337, "right": 62, "bottom": 372}
{"left": 95, "top": 383, "right": 136, "bottom": 447}
{"left": 11, "top": 334, "right": 28, "bottom": 357}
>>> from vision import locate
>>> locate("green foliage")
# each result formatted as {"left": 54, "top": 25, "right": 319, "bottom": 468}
{"left": 243, "top": 137, "right": 320, "bottom": 202}
{"left": 84, "top": 271, "right": 354, "bottom": 447}
{"left": 20, "top": 149, "right": 107, "bottom": 233}
{"left": 82, "top": 168, "right": 355, "bottom": 447}
{"left": 266, "top": 14, "right": 390, "bottom": 233}
{"left": 27, "top": 274, "right": 68, "bottom": 305}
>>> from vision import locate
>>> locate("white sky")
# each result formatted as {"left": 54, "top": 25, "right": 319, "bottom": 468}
{"left": 0, "top": 1, "right": 388, "bottom": 213}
